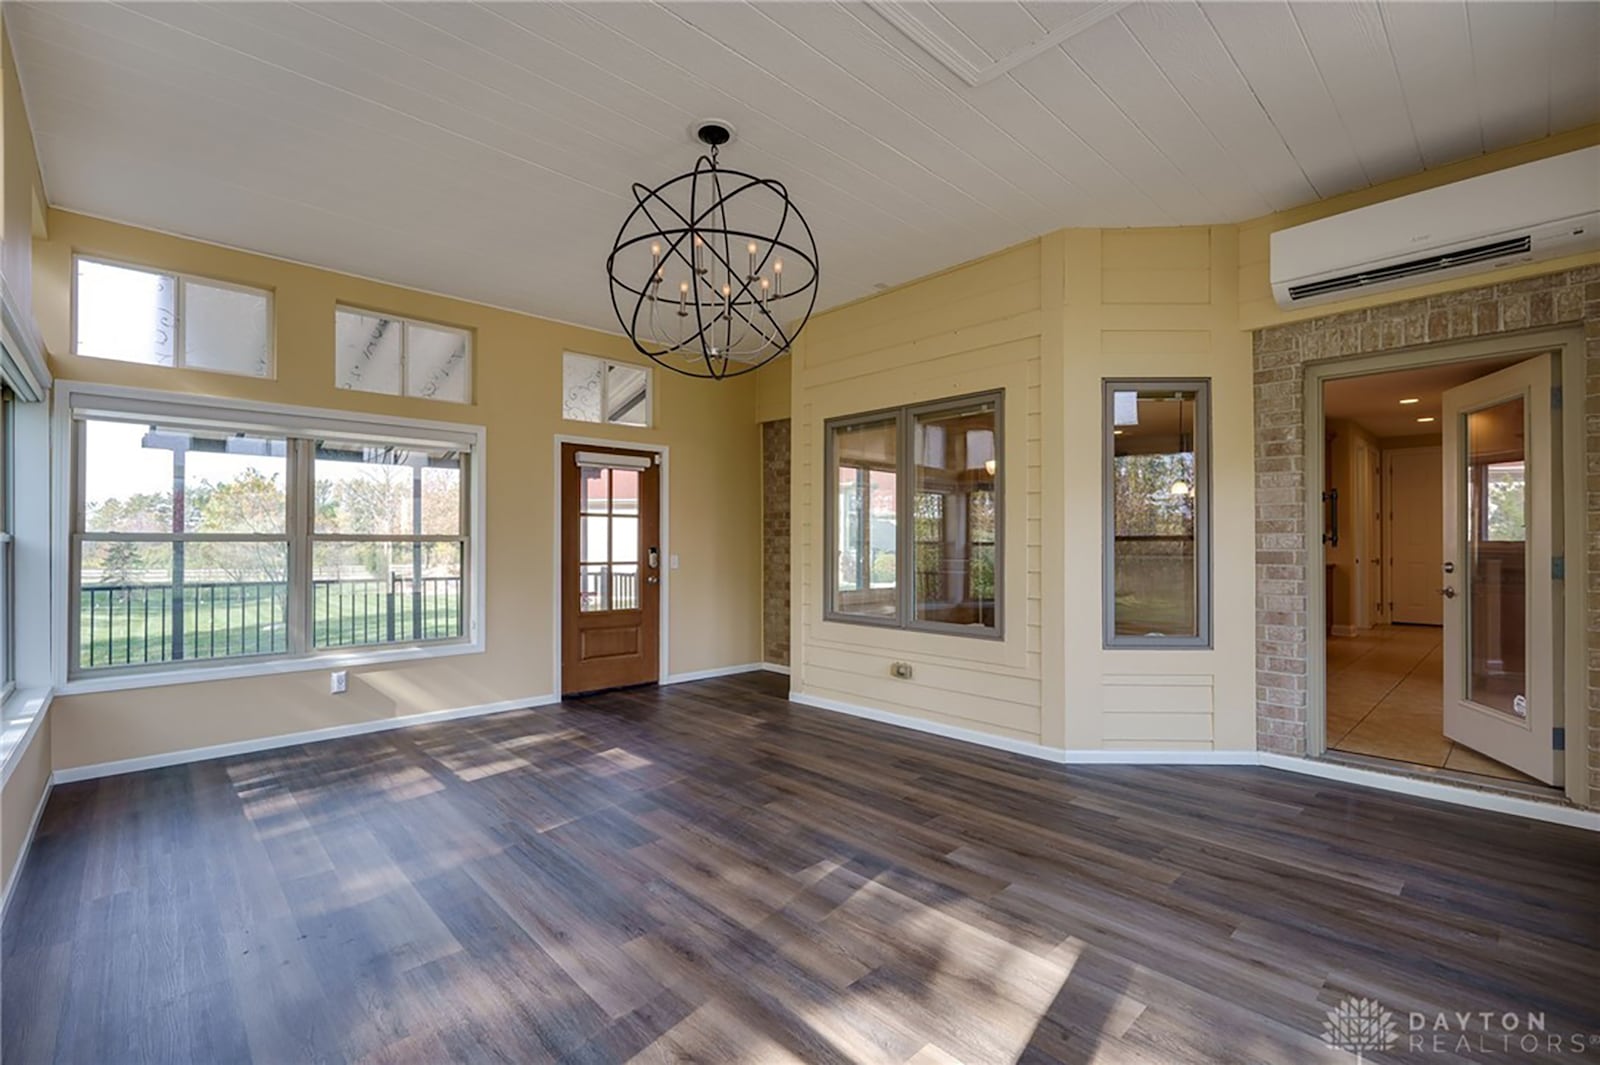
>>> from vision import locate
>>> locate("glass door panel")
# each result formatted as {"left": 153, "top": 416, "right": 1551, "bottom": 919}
{"left": 1464, "top": 397, "right": 1527, "bottom": 718}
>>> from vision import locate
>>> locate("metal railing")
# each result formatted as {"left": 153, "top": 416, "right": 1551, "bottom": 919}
{"left": 79, "top": 576, "right": 462, "bottom": 668}
{"left": 578, "top": 568, "right": 639, "bottom": 612}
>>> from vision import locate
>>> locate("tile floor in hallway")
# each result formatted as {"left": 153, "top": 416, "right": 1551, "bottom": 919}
{"left": 1326, "top": 625, "right": 1539, "bottom": 784}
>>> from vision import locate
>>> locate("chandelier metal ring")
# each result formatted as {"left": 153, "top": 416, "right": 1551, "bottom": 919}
{"left": 605, "top": 127, "right": 819, "bottom": 380}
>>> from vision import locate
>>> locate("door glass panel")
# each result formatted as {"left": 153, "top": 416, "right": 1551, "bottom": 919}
{"left": 611, "top": 469, "right": 639, "bottom": 515}
{"left": 575, "top": 462, "right": 646, "bottom": 614}
{"left": 578, "top": 564, "right": 608, "bottom": 613}
{"left": 611, "top": 564, "right": 640, "bottom": 610}
{"left": 610, "top": 517, "right": 639, "bottom": 563}
{"left": 1464, "top": 397, "right": 1526, "bottom": 717}
{"left": 581, "top": 516, "right": 609, "bottom": 563}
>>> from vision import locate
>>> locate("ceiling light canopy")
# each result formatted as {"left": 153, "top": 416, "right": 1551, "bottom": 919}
{"left": 605, "top": 122, "right": 820, "bottom": 380}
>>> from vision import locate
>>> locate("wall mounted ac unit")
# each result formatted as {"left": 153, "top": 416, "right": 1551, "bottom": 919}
{"left": 1270, "top": 146, "right": 1600, "bottom": 308}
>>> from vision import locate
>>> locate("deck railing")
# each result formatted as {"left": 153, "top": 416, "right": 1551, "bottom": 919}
{"left": 79, "top": 575, "right": 463, "bottom": 668}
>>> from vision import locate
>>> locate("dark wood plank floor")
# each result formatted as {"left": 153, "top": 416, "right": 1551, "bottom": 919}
{"left": 4, "top": 672, "right": 1597, "bottom": 1064}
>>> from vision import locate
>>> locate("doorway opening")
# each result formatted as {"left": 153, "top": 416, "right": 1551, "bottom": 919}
{"left": 1316, "top": 347, "right": 1567, "bottom": 793}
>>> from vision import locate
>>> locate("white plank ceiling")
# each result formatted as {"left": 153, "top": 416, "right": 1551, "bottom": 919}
{"left": 10, "top": 1, "right": 1599, "bottom": 334}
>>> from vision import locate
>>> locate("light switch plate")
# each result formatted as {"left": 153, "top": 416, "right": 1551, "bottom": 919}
{"left": 330, "top": 670, "right": 348, "bottom": 694}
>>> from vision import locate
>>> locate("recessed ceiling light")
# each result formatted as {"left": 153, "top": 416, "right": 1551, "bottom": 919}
{"left": 1416, "top": 416, "right": 1435, "bottom": 423}
{"left": 1399, "top": 397, "right": 1420, "bottom": 405}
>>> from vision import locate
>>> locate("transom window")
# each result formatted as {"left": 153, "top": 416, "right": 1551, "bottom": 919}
{"left": 335, "top": 306, "right": 472, "bottom": 404}
{"left": 73, "top": 256, "right": 273, "bottom": 378}
{"left": 825, "top": 392, "right": 1002, "bottom": 637}
{"left": 562, "top": 352, "right": 651, "bottom": 427}
{"left": 68, "top": 391, "right": 479, "bottom": 679}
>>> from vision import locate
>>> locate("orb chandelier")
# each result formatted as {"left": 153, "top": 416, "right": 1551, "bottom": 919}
{"left": 606, "top": 121, "right": 819, "bottom": 379}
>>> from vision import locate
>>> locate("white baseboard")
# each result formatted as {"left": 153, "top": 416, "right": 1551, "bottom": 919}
{"left": 1061, "top": 749, "right": 1260, "bottom": 765}
{"left": 790, "top": 691, "right": 1073, "bottom": 764}
{"left": 761, "top": 662, "right": 791, "bottom": 676}
{"left": 52, "top": 693, "right": 559, "bottom": 785}
{"left": 1, "top": 776, "right": 52, "bottom": 920}
{"left": 661, "top": 662, "right": 766, "bottom": 685}
{"left": 1259, "top": 754, "right": 1600, "bottom": 830}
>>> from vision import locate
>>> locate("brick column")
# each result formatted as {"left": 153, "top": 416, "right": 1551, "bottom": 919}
{"left": 1251, "top": 266, "right": 1600, "bottom": 802}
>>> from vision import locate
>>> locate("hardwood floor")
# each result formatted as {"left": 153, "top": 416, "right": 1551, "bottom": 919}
{"left": 4, "top": 672, "right": 1596, "bottom": 1064}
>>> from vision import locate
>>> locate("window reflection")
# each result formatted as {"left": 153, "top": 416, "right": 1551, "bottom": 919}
{"left": 1108, "top": 385, "right": 1206, "bottom": 642}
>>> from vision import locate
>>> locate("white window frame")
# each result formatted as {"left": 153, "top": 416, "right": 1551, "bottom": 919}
{"left": 71, "top": 254, "right": 276, "bottom": 379}
{"left": 52, "top": 381, "right": 487, "bottom": 694}
{"left": 562, "top": 352, "right": 653, "bottom": 427}
{"left": 335, "top": 305, "right": 473, "bottom": 404}
{"left": 0, "top": 386, "right": 13, "bottom": 704}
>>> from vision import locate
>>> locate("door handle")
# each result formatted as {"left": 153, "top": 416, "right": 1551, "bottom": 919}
{"left": 1440, "top": 586, "right": 1456, "bottom": 599}
{"left": 646, "top": 575, "right": 659, "bottom": 585}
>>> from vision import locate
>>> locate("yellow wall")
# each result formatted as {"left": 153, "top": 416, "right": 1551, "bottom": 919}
{"left": 785, "top": 130, "right": 1598, "bottom": 755}
{"left": 1, "top": 16, "right": 45, "bottom": 311}
{"left": 1, "top": 715, "right": 50, "bottom": 898}
{"left": 755, "top": 356, "right": 790, "bottom": 424}
{"left": 35, "top": 210, "right": 762, "bottom": 773}
{"left": 0, "top": 13, "right": 52, "bottom": 909}
{"left": 1238, "top": 124, "right": 1600, "bottom": 330}
{"left": 788, "top": 228, "right": 1255, "bottom": 752}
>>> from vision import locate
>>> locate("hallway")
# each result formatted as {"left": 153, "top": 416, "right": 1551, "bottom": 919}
{"left": 1326, "top": 626, "right": 1539, "bottom": 784}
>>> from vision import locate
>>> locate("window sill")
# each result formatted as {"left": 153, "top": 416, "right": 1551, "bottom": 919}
{"left": 57, "top": 638, "right": 483, "bottom": 696}
{"left": 0, "top": 685, "right": 54, "bottom": 790}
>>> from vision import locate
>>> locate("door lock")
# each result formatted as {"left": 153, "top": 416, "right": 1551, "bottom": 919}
{"left": 1442, "top": 561, "right": 1455, "bottom": 574}
{"left": 1440, "top": 586, "right": 1456, "bottom": 599}
{"left": 647, "top": 546, "right": 659, "bottom": 568}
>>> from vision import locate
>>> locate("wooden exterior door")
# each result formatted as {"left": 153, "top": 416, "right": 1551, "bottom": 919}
{"left": 561, "top": 445, "right": 661, "bottom": 695}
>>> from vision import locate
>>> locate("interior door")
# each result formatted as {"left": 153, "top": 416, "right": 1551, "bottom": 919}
{"left": 1385, "top": 447, "right": 1443, "bottom": 625}
{"left": 561, "top": 445, "right": 660, "bottom": 695}
{"left": 1440, "top": 354, "right": 1560, "bottom": 785}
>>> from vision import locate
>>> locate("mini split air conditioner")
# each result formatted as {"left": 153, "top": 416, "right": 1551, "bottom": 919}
{"left": 1270, "top": 146, "right": 1600, "bottom": 308}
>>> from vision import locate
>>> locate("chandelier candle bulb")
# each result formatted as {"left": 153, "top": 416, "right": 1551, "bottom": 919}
{"left": 773, "top": 259, "right": 783, "bottom": 297}
{"left": 678, "top": 281, "right": 688, "bottom": 316}
{"left": 694, "top": 235, "right": 705, "bottom": 275}
{"left": 747, "top": 242, "right": 758, "bottom": 279}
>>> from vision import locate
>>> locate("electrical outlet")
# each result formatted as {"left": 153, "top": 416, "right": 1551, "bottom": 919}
{"left": 330, "top": 670, "right": 348, "bottom": 695}
{"left": 890, "top": 661, "right": 913, "bottom": 679}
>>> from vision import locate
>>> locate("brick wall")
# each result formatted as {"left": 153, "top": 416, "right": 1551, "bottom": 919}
{"left": 762, "top": 419, "right": 791, "bottom": 667}
{"left": 1252, "top": 265, "right": 1600, "bottom": 801}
